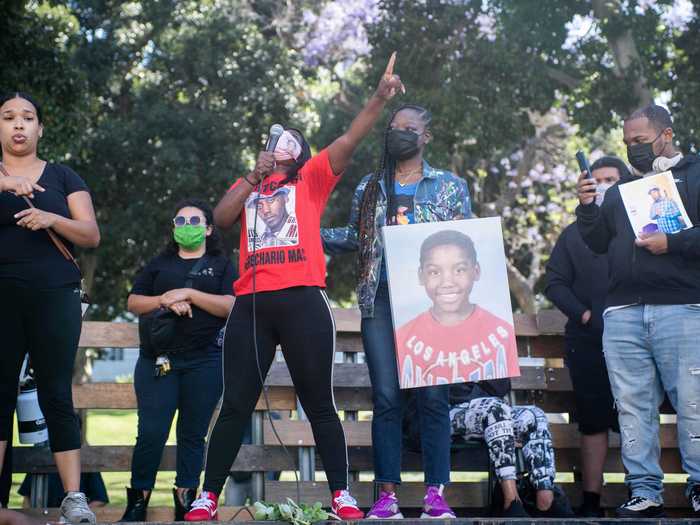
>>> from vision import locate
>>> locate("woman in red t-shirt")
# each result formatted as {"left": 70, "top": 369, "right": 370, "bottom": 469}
{"left": 184, "top": 56, "right": 404, "bottom": 521}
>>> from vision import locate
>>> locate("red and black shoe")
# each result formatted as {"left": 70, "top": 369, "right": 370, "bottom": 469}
{"left": 184, "top": 491, "right": 218, "bottom": 521}
{"left": 331, "top": 489, "right": 364, "bottom": 520}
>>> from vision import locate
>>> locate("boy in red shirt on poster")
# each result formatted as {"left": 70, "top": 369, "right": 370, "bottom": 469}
{"left": 395, "top": 229, "right": 519, "bottom": 389}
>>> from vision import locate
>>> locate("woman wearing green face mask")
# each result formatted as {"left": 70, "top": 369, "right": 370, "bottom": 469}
{"left": 122, "top": 198, "right": 236, "bottom": 522}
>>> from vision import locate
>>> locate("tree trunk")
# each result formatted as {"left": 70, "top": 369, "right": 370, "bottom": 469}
{"left": 592, "top": 0, "right": 653, "bottom": 107}
{"left": 506, "top": 260, "right": 537, "bottom": 315}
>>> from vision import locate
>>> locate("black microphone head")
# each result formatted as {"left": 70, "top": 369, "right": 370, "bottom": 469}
{"left": 266, "top": 124, "right": 285, "bottom": 151}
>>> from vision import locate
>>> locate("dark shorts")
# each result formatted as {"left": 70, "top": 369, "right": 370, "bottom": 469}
{"left": 565, "top": 339, "right": 619, "bottom": 435}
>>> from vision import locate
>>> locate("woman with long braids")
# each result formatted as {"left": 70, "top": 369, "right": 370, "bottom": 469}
{"left": 184, "top": 55, "right": 404, "bottom": 521}
{"left": 323, "top": 104, "right": 471, "bottom": 519}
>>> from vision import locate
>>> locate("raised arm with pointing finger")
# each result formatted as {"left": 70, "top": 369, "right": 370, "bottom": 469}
{"left": 213, "top": 53, "right": 405, "bottom": 230}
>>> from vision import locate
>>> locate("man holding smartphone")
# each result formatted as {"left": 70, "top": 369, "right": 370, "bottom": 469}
{"left": 576, "top": 105, "right": 700, "bottom": 518}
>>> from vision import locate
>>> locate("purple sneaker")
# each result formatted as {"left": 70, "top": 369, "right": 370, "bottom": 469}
{"left": 367, "top": 491, "right": 404, "bottom": 519}
{"left": 421, "top": 485, "right": 456, "bottom": 519}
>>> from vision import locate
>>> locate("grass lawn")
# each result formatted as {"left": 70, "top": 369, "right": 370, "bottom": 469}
{"left": 9, "top": 409, "right": 181, "bottom": 509}
{"left": 7, "top": 410, "right": 690, "bottom": 511}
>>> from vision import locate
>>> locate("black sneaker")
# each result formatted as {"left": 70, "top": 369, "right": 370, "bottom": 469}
{"left": 615, "top": 496, "right": 665, "bottom": 518}
{"left": 689, "top": 485, "right": 700, "bottom": 513}
{"left": 502, "top": 499, "right": 530, "bottom": 517}
{"left": 576, "top": 504, "right": 604, "bottom": 518}
{"left": 532, "top": 497, "right": 576, "bottom": 518}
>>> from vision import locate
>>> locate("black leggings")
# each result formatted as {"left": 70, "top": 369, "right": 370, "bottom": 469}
{"left": 0, "top": 280, "right": 82, "bottom": 452}
{"left": 0, "top": 425, "right": 12, "bottom": 506}
{"left": 203, "top": 286, "right": 348, "bottom": 494}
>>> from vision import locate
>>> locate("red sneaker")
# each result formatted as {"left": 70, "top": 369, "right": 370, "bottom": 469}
{"left": 184, "top": 491, "right": 218, "bottom": 521}
{"left": 331, "top": 489, "right": 364, "bottom": 520}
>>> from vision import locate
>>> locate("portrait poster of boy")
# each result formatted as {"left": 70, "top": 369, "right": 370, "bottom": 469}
{"left": 618, "top": 170, "right": 692, "bottom": 238}
{"left": 383, "top": 218, "right": 520, "bottom": 389}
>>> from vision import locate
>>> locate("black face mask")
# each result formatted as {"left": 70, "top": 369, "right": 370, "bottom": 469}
{"left": 627, "top": 130, "right": 664, "bottom": 174}
{"left": 387, "top": 129, "right": 421, "bottom": 160}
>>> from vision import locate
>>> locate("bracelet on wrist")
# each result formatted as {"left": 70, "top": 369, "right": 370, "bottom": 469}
{"left": 244, "top": 175, "right": 257, "bottom": 186}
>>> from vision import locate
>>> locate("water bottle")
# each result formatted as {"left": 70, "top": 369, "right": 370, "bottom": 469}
{"left": 16, "top": 356, "right": 49, "bottom": 445}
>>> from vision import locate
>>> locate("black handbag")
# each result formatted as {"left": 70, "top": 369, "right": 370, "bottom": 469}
{"left": 139, "top": 256, "right": 209, "bottom": 358}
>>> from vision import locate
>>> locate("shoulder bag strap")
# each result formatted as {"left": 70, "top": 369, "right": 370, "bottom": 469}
{"left": 184, "top": 255, "right": 209, "bottom": 289}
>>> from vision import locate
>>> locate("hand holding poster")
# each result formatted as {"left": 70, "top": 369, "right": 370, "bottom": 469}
{"left": 383, "top": 217, "right": 520, "bottom": 389}
{"left": 618, "top": 171, "right": 692, "bottom": 238}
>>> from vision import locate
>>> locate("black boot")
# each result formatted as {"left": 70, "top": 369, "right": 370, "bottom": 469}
{"left": 173, "top": 488, "right": 196, "bottom": 521}
{"left": 120, "top": 487, "right": 150, "bottom": 522}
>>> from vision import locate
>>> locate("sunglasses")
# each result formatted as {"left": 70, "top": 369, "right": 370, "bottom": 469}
{"left": 173, "top": 215, "right": 205, "bottom": 227}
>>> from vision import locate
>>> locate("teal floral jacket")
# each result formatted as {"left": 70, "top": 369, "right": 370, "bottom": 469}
{"left": 321, "top": 161, "right": 472, "bottom": 318}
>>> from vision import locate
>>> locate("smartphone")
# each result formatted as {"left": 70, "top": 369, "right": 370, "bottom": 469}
{"left": 575, "top": 151, "right": 592, "bottom": 179}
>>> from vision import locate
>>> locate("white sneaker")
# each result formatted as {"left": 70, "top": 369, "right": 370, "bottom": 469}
{"left": 689, "top": 485, "right": 700, "bottom": 512}
{"left": 59, "top": 492, "right": 96, "bottom": 524}
{"left": 615, "top": 496, "right": 664, "bottom": 518}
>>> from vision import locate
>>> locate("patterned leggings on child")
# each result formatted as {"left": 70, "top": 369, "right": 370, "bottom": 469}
{"left": 449, "top": 397, "right": 556, "bottom": 490}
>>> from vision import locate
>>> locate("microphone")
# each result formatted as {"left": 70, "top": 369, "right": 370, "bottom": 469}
{"left": 266, "top": 124, "right": 284, "bottom": 152}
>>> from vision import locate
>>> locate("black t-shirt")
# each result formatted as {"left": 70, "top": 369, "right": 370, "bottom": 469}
{"left": 130, "top": 253, "right": 236, "bottom": 352}
{"left": 0, "top": 163, "right": 89, "bottom": 288}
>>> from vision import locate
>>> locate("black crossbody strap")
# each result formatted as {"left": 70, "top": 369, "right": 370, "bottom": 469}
{"left": 0, "top": 162, "right": 81, "bottom": 270}
{"left": 185, "top": 255, "right": 209, "bottom": 289}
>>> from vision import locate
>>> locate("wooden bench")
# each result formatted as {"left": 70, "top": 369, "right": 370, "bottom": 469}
{"left": 10, "top": 309, "right": 689, "bottom": 519}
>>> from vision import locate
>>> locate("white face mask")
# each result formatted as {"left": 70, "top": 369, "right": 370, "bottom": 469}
{"left": 273, "top": 131, "right": 302, "bottom": 162}
{"left": 595, "top": 182, "right": 613, "bottom": 206}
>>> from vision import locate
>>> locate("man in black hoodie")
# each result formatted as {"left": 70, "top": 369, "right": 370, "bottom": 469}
{"left": 545, "top": 156, "right": 629, "bottom": 517}
{"left": 576, "top": 104, "right": 700, "bottom": 518}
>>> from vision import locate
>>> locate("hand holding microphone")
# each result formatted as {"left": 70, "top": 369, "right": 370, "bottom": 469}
{"left": 250, "top": 124, "right": 284, "bottom": 184}
{"left": 251, "top": 151, "right": 275, "bottom": 184}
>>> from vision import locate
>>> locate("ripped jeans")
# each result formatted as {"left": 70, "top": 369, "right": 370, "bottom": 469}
{"left": 603, "top": 304, "right": 700, "bottom": 504}
{"left": 450, "top": 398, "right": 556, "bottom": 490}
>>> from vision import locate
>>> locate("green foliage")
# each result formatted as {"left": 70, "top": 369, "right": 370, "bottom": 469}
{"left": 318, "top": 0, "right": 579, "bottom": 309}
{"left": 0, "top": 1, "right": 89, "bottom": 161}
{"left": 4, "top": 0, "right": 700, "bottom": 316}
{"left": 670, "top": 0, "right": 700, "bottom": 152}
{"left": 80, "top": 1, "right": 311, "bottom": 316}
{"left": 3, "top": 0, "right": 313, "bottom": 317}
{"left": 316, "top": 0, "right": 700, "bottom": 310}
{"left": 253, "top": 499, "right": 329, "bottom": 525}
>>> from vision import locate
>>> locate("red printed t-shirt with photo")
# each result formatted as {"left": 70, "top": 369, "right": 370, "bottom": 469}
{"left": 395, "top": 305, "right": 520, "bottom": 389}
{"left": 229, "top": 148, "right": 339, "bottom": 296}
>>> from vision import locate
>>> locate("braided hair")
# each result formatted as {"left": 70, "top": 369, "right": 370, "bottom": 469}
{"left": 357, "top": 104, "right": 432, "bottom": 282}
